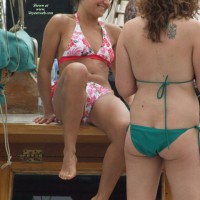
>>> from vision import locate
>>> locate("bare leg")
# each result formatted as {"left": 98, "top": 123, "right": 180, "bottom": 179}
{"left": 53, "top": 63, "right": 88, "bottom": 180}
{"left": 89, "top": 95, "right": 130, "bottom": 200}
{"left": 161, "top": 128, "right": 200, "bottom": 200}
{"left": 125, "top": 129, "right": 163, "bottom": 200}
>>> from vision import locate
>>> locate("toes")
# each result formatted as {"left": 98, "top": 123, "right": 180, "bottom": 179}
{"left": 59, "top": 170, "right": 76, "bottom": 180}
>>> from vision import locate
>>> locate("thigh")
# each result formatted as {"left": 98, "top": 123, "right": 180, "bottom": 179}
{"left": 162, "top": 128, "right": 200, "bottom": 200}
{"left": 125, "top": 130, "right": 163, "bottom": 200}
{"left": 52, "top": 63, "right": 88, "bottom": 119}
{"left": 52, "top": 78, "right": 65, "bottom": 118}
{"left": 88, "top": 94, "right": 130, "bottom": 141}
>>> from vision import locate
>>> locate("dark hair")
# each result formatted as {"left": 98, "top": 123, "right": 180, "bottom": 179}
{"left": 70, "top": 0, "right": 79, "bottom": 12}
{"left": 124, "top": 0, "right": 138, "bottom": 23}
{"left": 70, "top": 0, "right": 114, "bottom": 15}
{"left": 136, "top": 0, "right": 199, "bottom": 42}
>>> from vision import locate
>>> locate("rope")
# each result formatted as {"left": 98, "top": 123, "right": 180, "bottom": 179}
{"left": 0, "top": 91, "right": 12, "bottom": 169}
{"left": 8, "top": 0, "right": 21, "bottom": 72}
{"left": 0, "top": 0, "right": 25, "bottom": 170}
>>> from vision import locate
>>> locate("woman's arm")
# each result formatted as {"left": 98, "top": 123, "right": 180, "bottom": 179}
{"left": 108, "top": 24, "right": 121, "bottom": 76}
{"left": 115, "top": 22, "right": 137, "bottom": 102}
{"left": 193, "top": 20, "right": 200, "bottom": 91}
{"left": 35, "top": 14, "right": 64, "bottom": 123}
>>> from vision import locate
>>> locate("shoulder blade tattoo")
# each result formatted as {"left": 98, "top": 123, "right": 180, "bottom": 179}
{"left": 167, "top": 23, "right": 177, "bottom": 39}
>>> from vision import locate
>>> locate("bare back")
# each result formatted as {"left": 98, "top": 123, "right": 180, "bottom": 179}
{"left": 116, "top": 17, "right": 200, "bottom": 128}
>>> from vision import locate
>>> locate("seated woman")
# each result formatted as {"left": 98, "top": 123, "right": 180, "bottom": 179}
{"left": 34, "top": 0, "right": 130, "bottom": 199}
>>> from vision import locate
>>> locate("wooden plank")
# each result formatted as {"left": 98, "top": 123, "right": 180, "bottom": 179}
{"left": 0, "top": 161, "right": 103, "bottom": 200}
{"left": 3, "top": 72, "right": 38, "bottom": 114}
{"left": 0, "top": 161, "right": 103, "bottom": 176}
{"left": 165, "top": 176, "right": 172, "bottom": 200}
{"left": 161, "top": 171, "right": 173, "bottom": 200}
{"left": 0, "top": 123, "right": 109, "bottom": 143}
{"left": 0, "top": 166, "right": 14, "bottom": 200}
{"left": 0, "top": 143, "right": 108, "bottom": 163}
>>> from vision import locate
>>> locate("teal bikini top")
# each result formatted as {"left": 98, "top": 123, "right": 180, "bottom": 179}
{"left": 137, "top": 75, "right": 197, "bottom": 148}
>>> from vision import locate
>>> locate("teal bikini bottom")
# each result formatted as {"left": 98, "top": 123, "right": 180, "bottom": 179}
{"left": 130, "top": 75, "right": 199, "bottom": 157}
{"left": 130, "top": 124, "right": 200, "bottom": 157}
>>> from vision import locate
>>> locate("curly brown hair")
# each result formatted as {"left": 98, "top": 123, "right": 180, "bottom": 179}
{"left": 136, "top": 0, "right": 199, "bottom": 42}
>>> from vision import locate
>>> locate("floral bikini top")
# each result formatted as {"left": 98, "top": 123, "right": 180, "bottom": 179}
{"left": 58, "top": 13, "right": 114, "bottom": 67}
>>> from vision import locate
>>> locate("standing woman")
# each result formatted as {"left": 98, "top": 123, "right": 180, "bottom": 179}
{"left": 34, "top": 0, "right": 129, "bottom": 199}
{"left": 116, "top": 0, "right": 200, "bottom": 199}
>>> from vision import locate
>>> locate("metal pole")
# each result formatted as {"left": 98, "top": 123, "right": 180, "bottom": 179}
{"left": 0, "top": 0, "right": 6, "bottom": 29}
{"left": 17, "top": 0, "right": 24, "bottom": 28}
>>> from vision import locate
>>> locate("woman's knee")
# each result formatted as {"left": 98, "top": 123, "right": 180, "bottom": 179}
{"left": 109, "top": 120, "right": 129, "bottom": 143}
{"left": 62, "top": 62, "right": 88, "bottom": 83}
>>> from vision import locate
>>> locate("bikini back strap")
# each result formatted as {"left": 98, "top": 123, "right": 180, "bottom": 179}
{"left": 137, "top": 75, "right": 193, "bottom": 85}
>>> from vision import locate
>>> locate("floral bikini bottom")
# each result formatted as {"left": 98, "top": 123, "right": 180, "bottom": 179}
{"left": 51, "top": 81, "right": 112, "bottom": 124}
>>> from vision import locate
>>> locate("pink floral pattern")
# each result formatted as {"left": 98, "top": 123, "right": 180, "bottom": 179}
{"left": 51, "top": 81, "right": 112, "bottom": 124}
{"left": 60, "top": 13, "right": 114, "bottom": 66}
{"left": 81, "top": 82, "right": 112, "bottom": 124}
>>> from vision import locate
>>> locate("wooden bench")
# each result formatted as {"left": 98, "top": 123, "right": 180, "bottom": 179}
{"left": 0, "top": 116, "right": 170, "bottom": 200}
{"left": 0, "top": 114, "right": 112, "bottom": 199}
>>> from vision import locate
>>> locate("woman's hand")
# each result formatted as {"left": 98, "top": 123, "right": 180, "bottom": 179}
{"left": 33, "top": 113, "right": 60, "bottom": 124}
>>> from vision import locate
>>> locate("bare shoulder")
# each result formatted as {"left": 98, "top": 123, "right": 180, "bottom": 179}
{"left": 104, "top": 23, "right": 121, "bottom": 44}
{"left": 185, "top": 19, "right": 200, "bottom": 41}
{"left": 123, "top": 16, "right": 143, "bottom": 34}
{"left": 188, "top": 18, "right": 200, "bottom": 31}
{"left": 47, "top": 13, "right": 75, "bottom": 28}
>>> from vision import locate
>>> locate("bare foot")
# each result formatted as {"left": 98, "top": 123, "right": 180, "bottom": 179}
{"left": 59, "top": 152, "right": 77, "bottom": 180}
